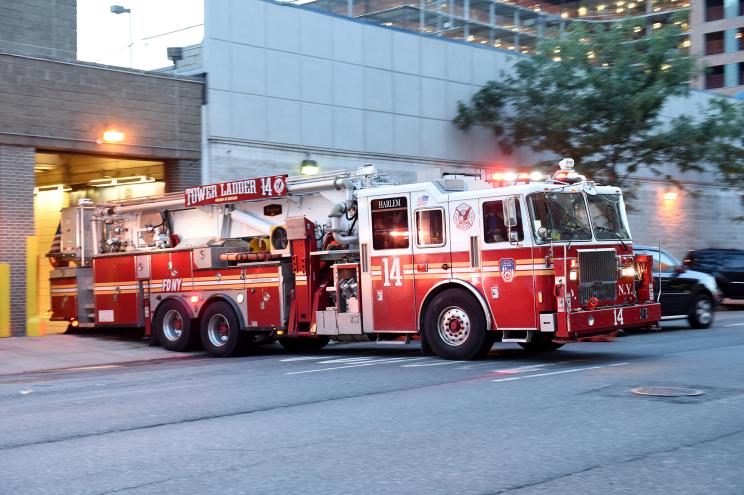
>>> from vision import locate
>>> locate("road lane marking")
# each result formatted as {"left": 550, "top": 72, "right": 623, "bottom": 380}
{"left": 279, "top": 357, "right": 321, "bottom": 362}
{"left": 285, "top": 357, "right": 429, "bottom": 374}
{"left": 401, "top": 360, "right": 463, "bottom": 367}
{"left": 317, "top": 357, "right": 386, "bottom": 364}
{"left": 60, "top": 365, "right": 121, "bottom": 372}
{"left": 491, "top": 362, "right": 629, "bottom": 382}
{"left": 723, "top": 323, "right": 744, "bottom": 327}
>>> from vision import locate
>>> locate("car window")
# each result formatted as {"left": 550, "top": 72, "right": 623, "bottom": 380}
{"left": 723, "top": 253, "right": 744, "bottom": 271}
{"left": 640, "top": 250, "right": 677, "bottom": 272}
{"left": 483, "top": 199, "right": 524, "bottom": 243}
{"left": 689, "top": 251, "right": 720, "bottom": 271}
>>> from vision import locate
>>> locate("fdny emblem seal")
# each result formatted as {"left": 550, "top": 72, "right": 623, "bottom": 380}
{"left": 273, "top": 176, "right": 286, "bottom": 194}
{"left": 454, "top": 203, "right": 475, "bottom": 230}
{"left": 499, "top": 258, "right": 515, "bottom": 283}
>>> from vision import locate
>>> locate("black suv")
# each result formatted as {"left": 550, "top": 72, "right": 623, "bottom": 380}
{"left": 684, "top": 249, "right": 744, "bottom": 304}
{"left": 635, "top": 247, "right": 720, "bottom": 328}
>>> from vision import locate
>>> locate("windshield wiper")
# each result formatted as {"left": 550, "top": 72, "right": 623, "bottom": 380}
{"left": 594, "top": 226, "right": 627, "bottom": 250}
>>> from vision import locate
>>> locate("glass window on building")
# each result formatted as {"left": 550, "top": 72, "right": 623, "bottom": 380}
{"left": 739, "top": 63, "right": 744, "bottom": 86}
{"left": 705, "top": 65, "right": 725, "bottom": 89}
{"left": 738, "top": 29, "right": 744, "bottom": 51}
{"left": 705, "top": 31, "right": 724, "bottom": 55}
{"left": 705, "top": 0, "right": 724, "bottom": 21}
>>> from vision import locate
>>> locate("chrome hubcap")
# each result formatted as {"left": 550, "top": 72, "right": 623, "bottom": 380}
{"left": 207, "top": 314, "right": 230, "bottom": 347}
{"left": 162, "top": 310, "right": 184, "bottom": 341}
{"left": 437, "top": 307, "right": 471, "bottom": 347}
{"left": 696, "top": 299, "right": 712, "bottom": 325}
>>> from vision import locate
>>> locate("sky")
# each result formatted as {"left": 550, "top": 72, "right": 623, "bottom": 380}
{"left": 77, "top": 0, "right": 205, "bottom": 70}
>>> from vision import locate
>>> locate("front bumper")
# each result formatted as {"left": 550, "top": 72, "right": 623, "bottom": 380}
{"left": 556, "top": 302, "right": 661, "bottom": 340}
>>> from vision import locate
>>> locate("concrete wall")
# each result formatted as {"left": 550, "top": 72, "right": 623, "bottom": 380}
{"left": 0, "top": 0, "right": 77, "bottom": 60}
{"left": 202, "top": 0, "right": 536, "bottom": 183}
{"left": 201, "top": 0, "right": 742, "bottom": 259}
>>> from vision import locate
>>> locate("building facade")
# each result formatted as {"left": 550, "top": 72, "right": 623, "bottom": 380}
{"left": 0, "top": 0, "right": 204, "bottom": 336}
{"left": 690, "top": 0, "right": 744, "bottom": 94}
{"left": 199, "top": 0, "right": 741, "bottom": 260}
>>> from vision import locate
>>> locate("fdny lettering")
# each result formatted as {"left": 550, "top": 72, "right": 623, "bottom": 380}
{"left": 184, "top": 175, "right": 287, "bottom": 207}
{"left": 162, "top": 278, "right": 183, "bottom": 292}
{"left": 372, "top": 197, "right": 407, "bottom": 210}
{"left": 617, "top": 283, "right": 633, "bottom": 296}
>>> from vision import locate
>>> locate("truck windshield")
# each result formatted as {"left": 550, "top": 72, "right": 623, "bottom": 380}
{"left": 528, "top": 192, "right": 592, "bottom": 243}
{"left": 586, "top": 193, "right": 630, "bottom": 240}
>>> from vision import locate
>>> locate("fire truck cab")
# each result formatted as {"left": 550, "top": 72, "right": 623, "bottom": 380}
{"left": 49, "top": 161, "right": 660, "bottom": 360}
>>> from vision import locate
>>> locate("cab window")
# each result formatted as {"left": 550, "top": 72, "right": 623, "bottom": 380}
{"left": 371, "top": 196, "right": 410, "bottom": 250}
{"left": 483, "top": 199, "right": 524, "bottom": 243}
{"left": 415, "top": 208, "right": 445, "bottom": 247}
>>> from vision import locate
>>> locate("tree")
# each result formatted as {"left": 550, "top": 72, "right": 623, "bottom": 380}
{"left": 453, "top": 19, "right": 744, "bottom": 192}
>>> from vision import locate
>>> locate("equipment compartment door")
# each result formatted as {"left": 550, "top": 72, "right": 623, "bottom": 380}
{"left": 368, "top": 193, "right": 416, "bottom": 332}
{"left": 479, "top": 196, "right": 537, "bottom": 330}
{"left": 93, "top": 255, "right": 141, "bottom": 326}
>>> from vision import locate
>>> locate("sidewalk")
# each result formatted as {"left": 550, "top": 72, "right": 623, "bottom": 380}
{"left": 0, "top": 334, "right": 200, "bottom": 375}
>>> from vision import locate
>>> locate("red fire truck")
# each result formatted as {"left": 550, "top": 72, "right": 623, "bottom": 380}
{"left": 49, "top": 160, "right": 660, "bottom": 359}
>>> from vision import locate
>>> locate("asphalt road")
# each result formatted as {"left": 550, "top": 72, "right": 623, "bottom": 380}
{"left": 2, "top": 310, "right": 744, "bottom": 495}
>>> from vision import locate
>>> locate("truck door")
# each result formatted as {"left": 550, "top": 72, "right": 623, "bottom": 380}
{"left": 479, "top": 196, "right": 536, "bottom": 330}
{"left": 411, "top": 191, "right": 452, "bottom": 321}
{"left": 367, "top": 194, "right": 417, "bottom": 332}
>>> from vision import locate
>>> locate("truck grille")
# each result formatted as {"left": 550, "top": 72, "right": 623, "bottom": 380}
{"left": 578, "top": 250, "right": 617, "bottom": 304}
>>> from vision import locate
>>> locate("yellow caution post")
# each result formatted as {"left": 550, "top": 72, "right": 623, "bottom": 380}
{"left": 0, "top": 263, "right": 10, "bottom": 338}
{"left": 26, "top": 236, "right": 43, "bottom": 337}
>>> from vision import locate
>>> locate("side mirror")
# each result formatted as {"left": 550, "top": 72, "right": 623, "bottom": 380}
{"left": 505, "top": 197, "right": 518, "bottom": 227}
{"left": 675, "top": 265, "right": 686, "bottom": 274}
{"left": 509, "top": 230, "right": 520, "bottom": 243}
{"left": 537, "top": 227, "right": 549, "bottom": 241}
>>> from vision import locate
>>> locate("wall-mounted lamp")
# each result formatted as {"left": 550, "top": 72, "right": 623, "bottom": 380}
{"left": 300, "top": 156, "right": 319, "bottom": 175}
{"left": 99, "top": 129, "right": 125, "bottom": 144}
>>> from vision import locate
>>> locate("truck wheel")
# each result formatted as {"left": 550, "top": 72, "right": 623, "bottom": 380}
{"left": 519, "top": 334, "right": 564, "bottom": 352}
{"left": 424, "top": 289, "right": 488, "bottom": 360}
{"left": 200, "top": 301, "right": 243, "bottom": 357}
{"left": 688, "top": 293, "right": 714, "bottom": 329}
{"left": 153, "top": 300, "right": 198, "bottom": 352}
{"left": 279, "top": 336, "right": 330, "bottom": 353}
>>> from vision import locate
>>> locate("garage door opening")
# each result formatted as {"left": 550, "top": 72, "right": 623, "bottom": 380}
{"left": 34, "top": 152, "right": 166, "bottom": 333}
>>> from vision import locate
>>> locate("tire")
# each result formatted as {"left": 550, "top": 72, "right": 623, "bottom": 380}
{"left": 688, "top": 293, "right": 714, "bottom": 329}
{"left": 153, "top": 299, "right": 199, "bottom": 352}
{"left": 200, "top": 301, "right": 244, "bottom": 357}
{"left": 279, "top": 336, "right": 330, "bottom": 353}
{"left": 519, "top": 333, "right": 564, "bottom": 352}
{"left": 423, "top": 289, "right": 488, "bottom": 360}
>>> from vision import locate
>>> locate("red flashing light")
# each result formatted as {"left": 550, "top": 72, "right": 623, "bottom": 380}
{"left": 587, "top": 297, "right": 599, "bottom": 309}
{"left": 189, "top": 295, "right": 200, "bottom": 303}
{"left": 492, "top": 172, "right": 504, "bottom": 181}
{"left": 70, "top": 319, "right": 79, "bottom": 328}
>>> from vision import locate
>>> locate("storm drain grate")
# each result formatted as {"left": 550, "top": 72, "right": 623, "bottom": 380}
{"left": 631, "top": 387, "right": 704, "bottom": 397}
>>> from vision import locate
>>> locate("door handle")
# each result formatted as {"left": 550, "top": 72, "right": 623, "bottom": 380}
{"left": 441, "top": 263, "right": 450, "bottom": 270}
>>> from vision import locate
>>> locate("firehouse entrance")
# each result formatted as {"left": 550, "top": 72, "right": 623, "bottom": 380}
{"left": 35, "top": 152, "right": 166, "bottom": 333}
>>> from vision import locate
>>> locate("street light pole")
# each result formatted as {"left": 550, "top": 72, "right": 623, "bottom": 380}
{"left": 110, "top": 5, "right": 133, "bottom": 68}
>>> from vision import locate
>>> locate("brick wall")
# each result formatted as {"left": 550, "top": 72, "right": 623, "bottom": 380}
{"left": 165, "top": 160, "right": 202, "bottom": 192}
{"left": 0, "top": 53, "right": 203, "bottom": 161}
{"left": 0, "top": 0, "right": 77, "bottom": 60}
{"left": 0, "top": 145, "right": 35, "bottom": 336}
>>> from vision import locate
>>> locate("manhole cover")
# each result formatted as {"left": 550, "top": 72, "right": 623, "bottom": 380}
{"left": 631, "top": 387, "right": 704, "bottom": 397}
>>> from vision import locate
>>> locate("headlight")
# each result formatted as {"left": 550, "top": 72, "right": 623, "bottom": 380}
{"left": 621, "top": 267, "right": 636, "bottom": 278}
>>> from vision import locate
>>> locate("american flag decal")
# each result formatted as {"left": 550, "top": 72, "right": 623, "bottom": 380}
{"left": 48, "top": 223, "right": 62, "bottom": 256}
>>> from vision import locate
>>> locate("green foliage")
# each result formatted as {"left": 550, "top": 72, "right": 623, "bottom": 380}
{"left": 454, "top": 19, "right": 744, "bottom": 191}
